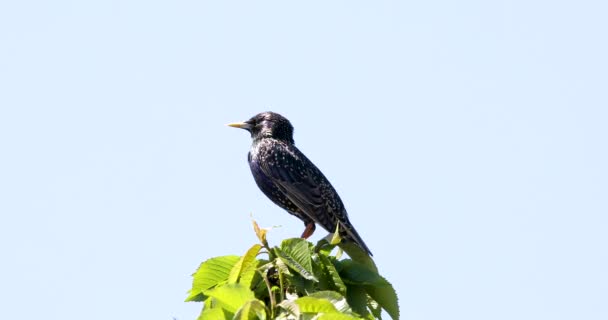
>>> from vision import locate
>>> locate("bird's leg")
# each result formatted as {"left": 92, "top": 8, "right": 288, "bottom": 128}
{"left": 300, "top": 222, "right": 316, "bottom": 239}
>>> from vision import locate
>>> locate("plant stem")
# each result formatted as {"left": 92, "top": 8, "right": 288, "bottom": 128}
{"left": 259, "top": 269, "right": 276, "bottom": 319}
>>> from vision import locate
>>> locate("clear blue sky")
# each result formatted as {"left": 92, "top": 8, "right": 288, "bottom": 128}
{"left": 1, "top": 1, "right": 606, "bottom": 319}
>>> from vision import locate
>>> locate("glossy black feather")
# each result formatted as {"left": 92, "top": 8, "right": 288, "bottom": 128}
{"left": 236, "top": 112, "right": 372, "bottom": 256}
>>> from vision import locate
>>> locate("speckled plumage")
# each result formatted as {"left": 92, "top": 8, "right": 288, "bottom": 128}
{"left": 229, "top": 112, "right": 372, "bottom": 256}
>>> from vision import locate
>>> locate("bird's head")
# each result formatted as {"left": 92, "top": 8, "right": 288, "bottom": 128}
{"left": 228, "top": 112, "right": 295, "bottom": 144}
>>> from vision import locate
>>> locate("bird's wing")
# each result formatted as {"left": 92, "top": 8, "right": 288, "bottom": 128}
{"left": 258, "top": 143, "right": 329, "bottom": 223}
{"left": 258, "top": 141, "right": 373, "bottom": 256}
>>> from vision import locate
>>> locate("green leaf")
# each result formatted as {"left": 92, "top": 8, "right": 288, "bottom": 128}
{"left": 368, "top": 299, "right": 383, "bottom": 320}
{"left": 319, "top": 255, "right": 347, "bottom": 295}
{"left": 186, "top": 255, "right": 241, "bottom": 302}
{"left": 274, "top": 238, "right": 317, "bottom": 282}
{"left": 248, "top": 259, "right": 270, "bottom": 300}
{"left": 203, "top": 297, "right": 213, "bottom": 310}
{"left": 330, "top": 223, "right": 342, "bottom": 245}
{"left": 312, "top": 255, "right": 332, "bottom": 292}
{"left": 189, "top": 220, "right": 400, "bottom": 320}
{"left": 229, "top": 244, "right": 262, "bottom": 287}
{"left": 344, "top": 285, "right": 371, "bottom": 318}
{"left": 279, "top": 296, "right": 342, "bottom": 318}
{"left": 240, "top": 250, "right": 262, "bottom": 288}
{"left": 283, "top": 272, "right": 315, "bottom": 296}
{"left": 337, "top": 260, "right": 387, "bottom": 286}
{"left": 274, "top": 257, "right": 292, "bottom": 276}
{"left": 317, "top": 313, "right": 362, "bottom": 320}
{"left": 335, "top": 247, "right": 344, "bottom": 260}
{"left": 337, "top": 242, "right": 377, "bottom": 273}
{"left": 204, "top": 283, "right": 256, "bottom": 314}
{"left": 308, "top": 291, "right": 352, "bottom": 314}
{"left": 234, "top": 299, "right": 267, "bottom": 320}
{"left": 314, "top": 237, "right": 334, "bottom": 257}
{"left": 295, "top": 296, "right": 339, "bottom": 313}
{"left": 338, "top": 260, "right": 399, "bottom": 319}
{"left": 365, "top": 281, "right": 399, "bottom": 320}
{"left": 277, "top": 300, "right": 300, "bottom": 318}
{"left": 197, "top": 307, "right": 225, "bottom": 320}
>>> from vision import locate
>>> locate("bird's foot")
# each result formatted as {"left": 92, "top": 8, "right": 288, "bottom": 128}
{"left": 300, "top": 222, "right": 316, "bottom": 239}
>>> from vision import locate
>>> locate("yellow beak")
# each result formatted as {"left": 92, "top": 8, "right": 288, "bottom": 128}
{"left": 227, "top": 122, "right": 252, "bottom": 130}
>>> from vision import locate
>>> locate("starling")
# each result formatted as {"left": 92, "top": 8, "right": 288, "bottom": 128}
{"left": 228, "top": 111, "right": 372, "bottom": 256}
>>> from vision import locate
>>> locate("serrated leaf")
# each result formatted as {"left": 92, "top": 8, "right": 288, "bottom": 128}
{"left": 338, "top": 260, "right": 399, "bottom": 319}
{"left": 294, "top": 296, "right": 338, "bottom": 314}
{"left": 281, "top": 238, "right": 314, "bottom": 273}
{"left": 274, "top": 239, "right": 317, "bottom": 281}
{"left": 275, "top": 257, "right": 292, "bottom": 276}
{"left": 337, "top": 242, "right": 377, "bottom": 272}
{"left": 319, "top": 255, "right": 347, "bottom": 295}
{"left": 278, "top": 299, "right": 300, "bottom": 318}
{"left": 234, "top": 299, "right": 267, "bottom": 320}
{"left": 337, "top": 260, "right": 387, "bottom": 286}
{"left": 204, "top": 283, "right": 256, "bottom": 314}
{"left": 197, "top": 307, "right": 225, "bottom": 320}
{"left": 186, "top": 255, "right": 241, "bottom": 302}
{"left": 344, "top": 285, "right": 370, "bottom": 318}
{"left": 365, "top": 280, "right": 399, "bottom": 320}
{"left": 229, "top": 244, "right": 262, "bottom": 286}
{"left": 308, "top": 291, "right": 352, "bottom": 314}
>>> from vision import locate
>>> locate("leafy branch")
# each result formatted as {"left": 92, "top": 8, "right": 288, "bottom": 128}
{"left": 186, "top": 220, "right": 399, "bottom": 320}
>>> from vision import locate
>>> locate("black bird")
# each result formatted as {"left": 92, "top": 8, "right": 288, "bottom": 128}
{"left": 228, "top": 112, "right": 372, "bottom": 256}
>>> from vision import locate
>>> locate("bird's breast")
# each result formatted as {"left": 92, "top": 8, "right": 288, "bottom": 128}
{"left": 248, "top": 152, "right": 273, "bottom": 190}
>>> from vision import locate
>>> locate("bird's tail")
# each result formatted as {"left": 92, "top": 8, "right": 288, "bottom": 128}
{"left": 339, "top": 221, "right": 373, "bottom": 256}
